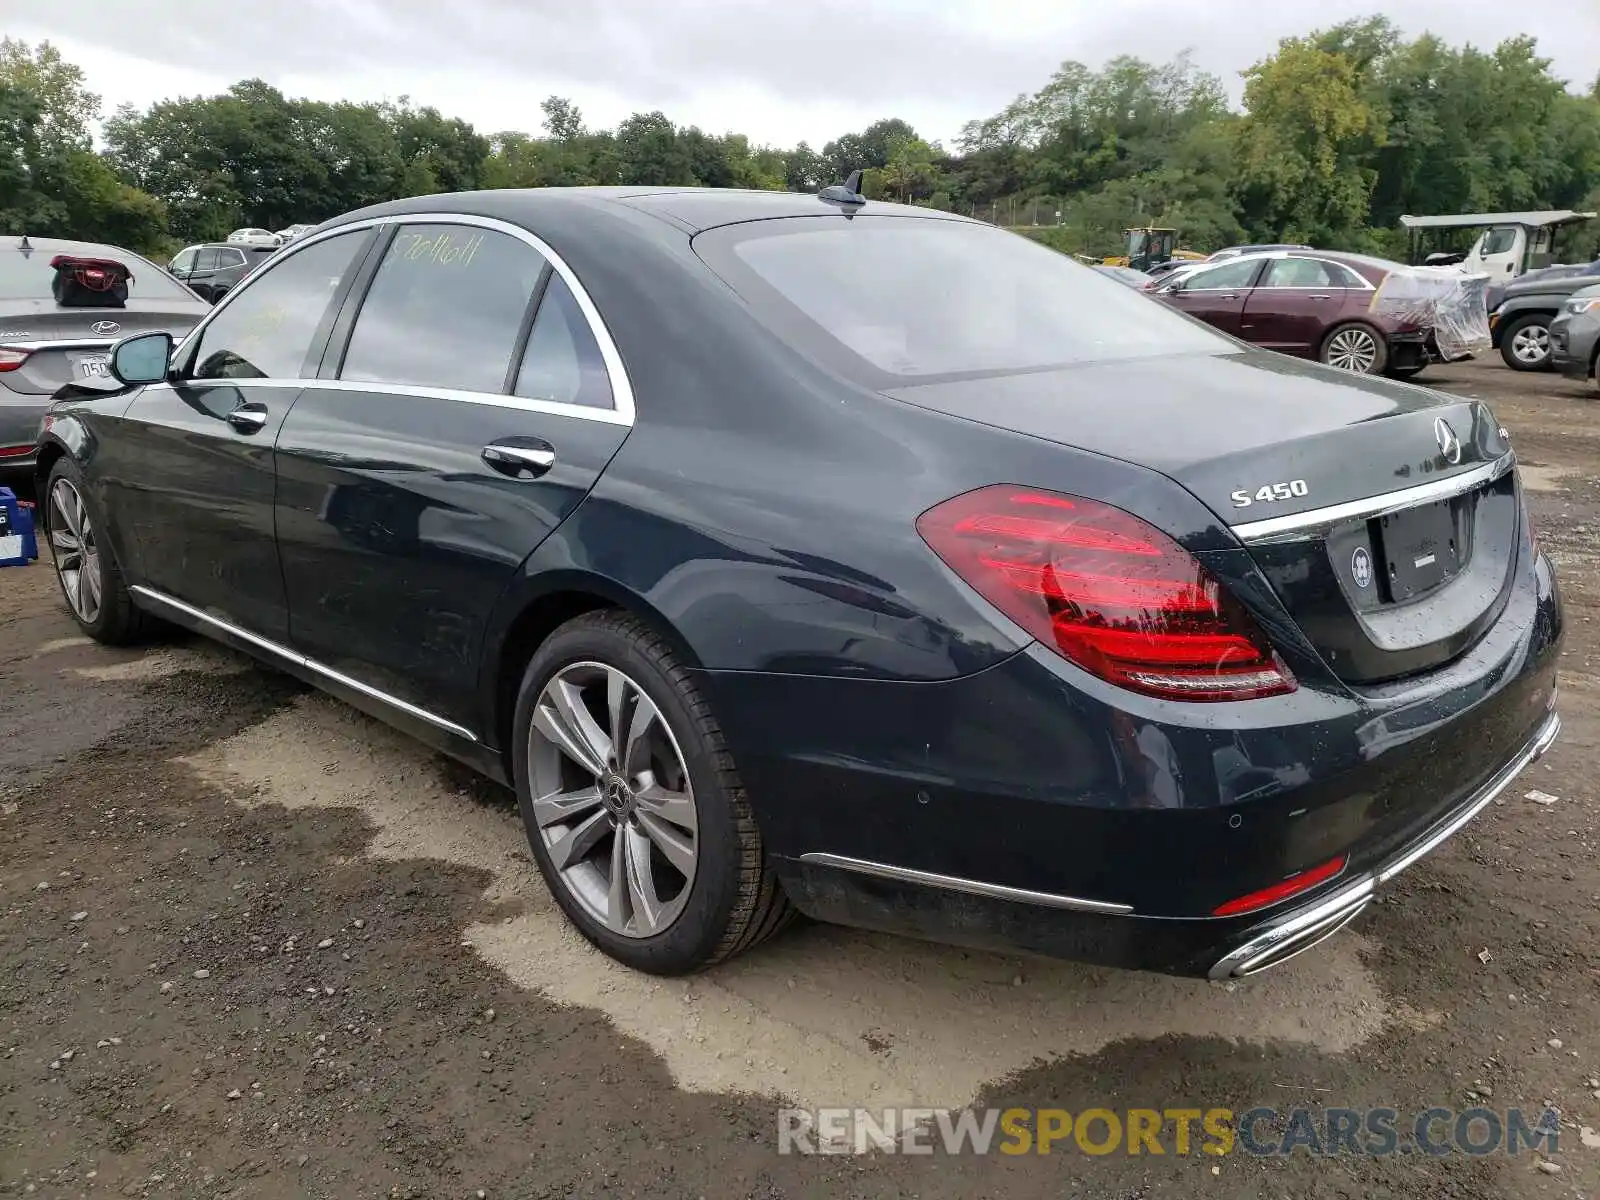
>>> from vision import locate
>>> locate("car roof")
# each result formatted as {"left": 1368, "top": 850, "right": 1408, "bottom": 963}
{"left": 328, "top": 186, "right": 975, "bottom": 236}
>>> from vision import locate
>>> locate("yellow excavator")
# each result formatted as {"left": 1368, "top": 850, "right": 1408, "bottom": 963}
{"left": 1103, "top": 227, "right": 1207, "bottom": 272}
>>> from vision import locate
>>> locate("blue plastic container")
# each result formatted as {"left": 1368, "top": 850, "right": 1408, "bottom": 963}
{"left": 0, "top": 486, "right": 38, "bottom": 566}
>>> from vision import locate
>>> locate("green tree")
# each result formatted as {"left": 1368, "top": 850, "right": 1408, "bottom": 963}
{"left": 615, "top": 111, "right": 693, "bottom": 185}
{"left": 1233, "top": 39, "right": 1386, "bottom": 244}
{"left": 0, "top": 38, "right": 97, "bottom": 152}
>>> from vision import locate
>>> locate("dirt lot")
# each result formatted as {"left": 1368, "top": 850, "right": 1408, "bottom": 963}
{"left": 3, "top": 357, "right": 1599, "bottom": 1198}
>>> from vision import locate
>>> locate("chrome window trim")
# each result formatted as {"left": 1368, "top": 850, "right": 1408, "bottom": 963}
{"left": 156, "top": 375, "right": 632, "bottom": 425}
{"left": 797, "top": 852, "right": 1135, "bottom": 915}
{"left": 129, "top": 585, "right": 479, "bottom": 742}
{"left": 171, "top": 211, "right": 636, "bottom": 428}
{"left": 1230, "top": 451, "right": 1516, "bottom": 544}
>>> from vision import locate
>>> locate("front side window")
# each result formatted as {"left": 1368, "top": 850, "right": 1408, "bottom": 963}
{"left": 191, "top": 231, "right": 367, "bottom": 380}
{"left": 1183, "top": 259, "right": 1263, "bottom": 291}
{"left": 340, "top": 224, "right": 546, "bottom": 394}
{"left": 514, "top": 274, "right": 613, "bottom": 409}
{"left": 1480, "top": 228, "right": 1518, "bottom": 255}
{"left": 170, "top": 249, "right": 197, "bottom": 274}
{"left": 696, "top": 217, "right": 1230, "bottom": 381}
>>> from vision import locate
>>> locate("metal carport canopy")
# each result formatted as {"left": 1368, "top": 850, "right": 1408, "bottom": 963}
{"left": 1399, "top": 210, "right": 1597, "bottom": 229}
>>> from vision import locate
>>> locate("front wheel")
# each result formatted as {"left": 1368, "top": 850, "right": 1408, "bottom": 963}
{"left": 44, "top": 458, "right": 149, "bottom": 644}
{"left": 1500, "top": 314, "right": 1553, "bottom": 371}
{"left": 512, "top": 610, "right": 792, "bottom": 974}
{"left": 1321, "top": 323, "right": 1388, "bottom": 374}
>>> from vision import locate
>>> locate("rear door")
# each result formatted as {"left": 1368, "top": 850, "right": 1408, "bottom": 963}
{"left": 1160, "top": 258, "right": 1263, "bottom": 335}
{"left": 110, "top": 228, "right": 375, "bottom": 639}
{"left": 273, "top": 217, "right": 632, "bottom": 730}
{"left": 1241, "top": 257, "right": 1348, "bottom": 355}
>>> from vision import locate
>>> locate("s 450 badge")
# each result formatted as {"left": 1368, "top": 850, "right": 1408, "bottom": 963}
{"left": 1231, "top": 480, "right": 1309, "bottom": 508}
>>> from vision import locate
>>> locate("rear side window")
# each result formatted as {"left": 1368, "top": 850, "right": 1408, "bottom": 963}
{"left": 514, "top": 274, "right": 613, "bottom": 408}
{"left": 1263, "top": 258, "right": 1336, "bottom": 288}
{"left": 340, "top": 224, "right": 545, "bottom": 394}
{"left": 191, "top": 231, "right": 367, "bottom": 380}
{"left": 696, "top": 217, "right": 1229, "bottom": 381}
{"left": 194, "top": 249, "right": 219, "bottom": 271}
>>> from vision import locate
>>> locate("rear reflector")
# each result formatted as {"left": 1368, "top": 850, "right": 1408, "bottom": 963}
{"left": 0, "top": 347, "right": 30, "bottom": 372}
{"left": 916, "top": 485, "right": 1296, "bottom": 701}
{"left": 0, "top": 444, "right": 32, "bottom": 458}
{"left": 1212, "top": 856, "right": 1347, "bottom": 917}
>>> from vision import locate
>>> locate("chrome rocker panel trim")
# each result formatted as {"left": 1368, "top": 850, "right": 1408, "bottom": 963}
{"left": 795, "top": 852, "right": 1135, "bottom": 916}
{"left": 1209, "top": 707, "right": 1561, "bottom": 979}
{"left": 129, "top": 585, "right": 478, "bottom": 743}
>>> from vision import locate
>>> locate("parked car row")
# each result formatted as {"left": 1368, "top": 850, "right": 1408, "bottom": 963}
{"left": 24, "top": 186, "right": 1563, "bottom": 984}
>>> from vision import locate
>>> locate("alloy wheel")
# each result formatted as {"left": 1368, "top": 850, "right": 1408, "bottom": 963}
{"left": 1324, "top": 327, "right": 1379, "bottom": 373}
{"left": 527, "top": 661, "right": 699, "bottom": 938}
{"left": 49, "top": 478, "right": 103, "bottom": 625}
{"left": 1511, "top": 324, "right": 1550, "bottom": 365}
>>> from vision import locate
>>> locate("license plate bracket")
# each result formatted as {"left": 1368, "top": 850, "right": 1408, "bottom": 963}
{"left": 74, "top": 354, "right": 111, "bottom": 380}
{"left": 1380, "top": 499, "right": 1461, "bottom": 601}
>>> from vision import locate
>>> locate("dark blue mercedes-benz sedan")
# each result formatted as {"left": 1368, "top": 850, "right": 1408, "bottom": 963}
{"left": 33, "top": 185, "right": 1562, "bottom": 980}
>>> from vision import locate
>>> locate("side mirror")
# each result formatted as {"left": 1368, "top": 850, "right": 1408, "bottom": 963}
{"left": 110, "top": 331, "right": 174, "bottom": 386}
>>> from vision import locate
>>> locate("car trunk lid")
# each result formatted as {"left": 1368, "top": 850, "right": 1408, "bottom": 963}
{"left": 0, "top": 302, "right": 204, "bottom": 395}
{"left": 884, "top": 349, "right": 1521, "bottom": 685}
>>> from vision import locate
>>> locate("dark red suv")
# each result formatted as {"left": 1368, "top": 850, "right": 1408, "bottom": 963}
{"left": 1151, "top": 250, "right": 1435, "bottom": 378}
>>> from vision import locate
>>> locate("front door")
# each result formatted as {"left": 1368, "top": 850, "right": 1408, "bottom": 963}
{"left": 112, "top": 228, "right": 374, "bottom": 640}
{"left": 1241, "top": 257, "right": 1348, "bottom": 355}
{"left": 1161, "top": 258, "right": 1263, "bottom": 336}
{"left": 274, "top": 220, "right": 631, "bottom": 730}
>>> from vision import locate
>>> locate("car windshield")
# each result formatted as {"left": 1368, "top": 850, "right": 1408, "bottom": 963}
{"left": 0, "top": 246, "right": 195, "bottom": 302}
{"left": 698, "top": 217, "right": 1231, "bottom": 380}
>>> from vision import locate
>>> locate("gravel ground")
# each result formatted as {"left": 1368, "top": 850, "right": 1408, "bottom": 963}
{"left": 2, "top": 357, "right": 1598, "bottom": 1198}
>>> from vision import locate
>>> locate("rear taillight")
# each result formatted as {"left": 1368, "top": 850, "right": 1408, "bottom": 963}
{"left": 916, "top": 484, "right": 1296, "bottom": 702}
{"left": 0, "top": 347, "right": 30, "bottom": 372}
{"left": 0, "top": 444, "right": 31, "bottom": 458}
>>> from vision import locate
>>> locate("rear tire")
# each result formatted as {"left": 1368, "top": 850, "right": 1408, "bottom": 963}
{"left": 1499, "top": 314, "right": 1553, "bottom": 371}
{"left": 1388, "top": 364, "right": 1427, "bottom": 380}
{"left": 512, "top": 610, "right": 792, "bottom": 974}
{"left": 1320, "top": 323, "right": 1388, "bottom": 374}
{"left": 43, "top": 457, "right": 149, "bottom": 645}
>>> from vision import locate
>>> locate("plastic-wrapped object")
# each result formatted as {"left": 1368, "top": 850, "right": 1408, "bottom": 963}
{"left": 1369, "top": 265, "right": 1491, "bottom": 361}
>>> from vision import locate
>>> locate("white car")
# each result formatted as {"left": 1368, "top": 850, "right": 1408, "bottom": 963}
{"left": 226, "top": 228, "right": 281, "bottom": 247}
{"left": 276, "top": 224, "right": 317, "bottom": 243}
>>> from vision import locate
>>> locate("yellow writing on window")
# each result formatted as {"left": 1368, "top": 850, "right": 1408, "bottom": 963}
{"left": 391, "top": 230, "right": 484, "bottom": 268}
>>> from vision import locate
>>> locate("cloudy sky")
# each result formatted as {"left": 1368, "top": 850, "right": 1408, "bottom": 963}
{"left": 9, "top": 0, "right": 1598, "bottom": 149}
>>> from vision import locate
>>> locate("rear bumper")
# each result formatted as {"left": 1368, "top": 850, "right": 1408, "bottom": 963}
{"left": 707, "top": 540, "right": 1563, "bottom": 976}
{"left": 1209, "top": 706, "right": 1559, "bottom": 978}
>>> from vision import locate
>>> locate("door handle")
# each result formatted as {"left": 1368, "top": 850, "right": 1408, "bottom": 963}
{"left": 1307, "top": 293, "right": 1331, "bottom": 299}
{"left": 225, "top": 403, "right": 269, "bottom": 432}
{"left": 482, "top": 441, "right": 556, "bottom": 478}
{"left": 1217, "top": 292, "right": 1238, "bottom": 300}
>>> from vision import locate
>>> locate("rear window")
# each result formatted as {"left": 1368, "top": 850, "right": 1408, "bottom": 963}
{"left": 696, "top": 217, "right": 1230, "bottom": 381}
{"left": 0, "top": 247, "right": 195, "bottom": 303}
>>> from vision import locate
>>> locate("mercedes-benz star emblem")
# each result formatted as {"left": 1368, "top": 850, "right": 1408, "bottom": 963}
{"left": 1351, "top": 546, "right": 1374, "bottom": 590}
{"left": 90, "top": 320, "right": 121, "bottom": 335}
{"left": 1434, "top": 416, "right": 1462, "bottom": 465}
